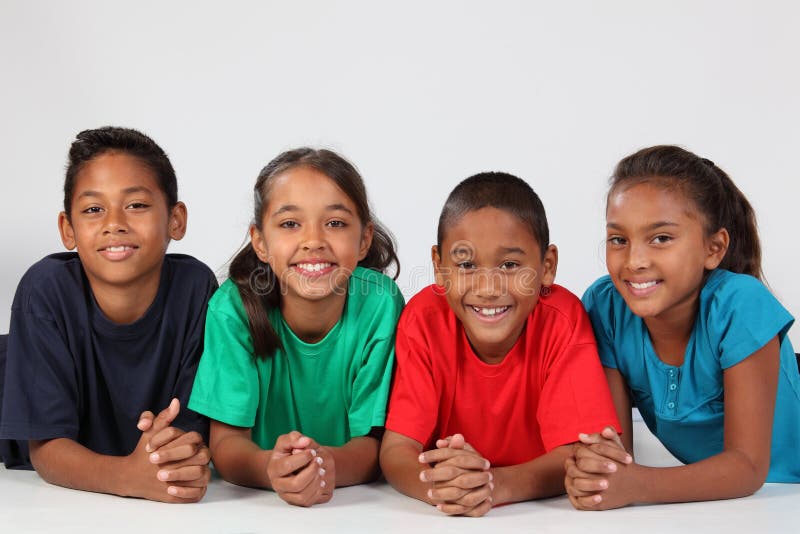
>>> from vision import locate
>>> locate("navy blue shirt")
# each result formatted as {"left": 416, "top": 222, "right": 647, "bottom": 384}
{"left": 0, "top": 252, "right": 217, "bottom": 456}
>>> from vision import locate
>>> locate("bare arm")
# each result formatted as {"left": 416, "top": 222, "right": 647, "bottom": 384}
{"left": 379, "top": 430, "right": 430, "bottom": 503}
{"left": 492, "top": 444, "right": 573, "bottom": 504}
{"left": 325, "top": 435, "right": 380, "bottom": 487}
{"left": 605, "top": 367, "right": 634, "bottom": 454}
{"left": 569, "top": 337, "right": 780, "bottom": 509}
{"left": 208, "top": 419, "right": 273, "bottom": 489}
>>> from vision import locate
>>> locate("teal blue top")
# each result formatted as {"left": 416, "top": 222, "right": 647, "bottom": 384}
{"left": 583, "top": 269, "right": 800, "bottom": 482}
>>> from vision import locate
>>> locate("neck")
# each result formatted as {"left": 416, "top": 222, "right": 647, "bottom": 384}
{"left": 280, "top": 292, "right": 347, "bottom": 344}
{"left": 643, "top": 295, "right": 700, "bottom": 366}
{"left": 88, "top": 267, "right": 163, "bottom": 325}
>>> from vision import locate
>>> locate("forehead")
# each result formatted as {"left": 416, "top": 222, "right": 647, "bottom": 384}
{"left": 607, "top": 182, "right": 702, "bottom": 224}
{"left": 73, "top": 151, "right": 161, "bottom": 196}
{"left": 442, "top": 207, "right": 541, "bottom": 255}
{"left": 266, "top": 166, "right": 357, "bottom": 212}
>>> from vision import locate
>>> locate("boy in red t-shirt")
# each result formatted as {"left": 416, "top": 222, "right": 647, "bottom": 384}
{"left": 380, "top": 172, "right": 620, "bottom": 516}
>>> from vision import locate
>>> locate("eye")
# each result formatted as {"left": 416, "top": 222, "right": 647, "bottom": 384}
{"left": 457, "top": 261, "right": 476, "bottom": 270}
{"left": 499, "top": 261, "right": 519, "bottom": 270}
{"left": 82, "top": 206, "right": 103, "bottom": 214}
{"left": 280, "top": 220, "right": 299, "bottom": 229}
{"left": 327, "top": 220, "right": 346, "bottom": 228}
{"left": 651, "top": 234, "right": 673, "bottom": 245}
{"left": 607, "top": 236, "right": 627, "bottom": 246}
{"left": 127, "top": 202, "right": 150, "bottom": 209}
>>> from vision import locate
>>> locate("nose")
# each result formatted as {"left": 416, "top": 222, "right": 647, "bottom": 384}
{"left": 102, "top": 208, "right": 128, "bottom": 234}
{"left": 472, "top": 268, "right": 505, "bottom": 299}
{"left": 625, "top": 241, "right": 650, "bottom": 271}
{"left": 301, "top": 224, "right": 325, "bottom": 251}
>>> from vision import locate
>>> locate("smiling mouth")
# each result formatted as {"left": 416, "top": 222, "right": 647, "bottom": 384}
{"left": 625, "top": 279, "right": 661, "bottom": 296}
{"left": 469, "top": 305, "right": 511, "bottom": 321}
{"left": 293, "top": 262, "right": 336, "bottom": 277}
{"left": 98, "top": 245, "right": 138, "bottom": 261}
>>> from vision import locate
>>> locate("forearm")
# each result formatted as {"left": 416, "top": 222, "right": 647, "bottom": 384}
{"left": 379, "top": 435, "right": 430, "bottom": 503}
{"left": 633, "top": 449, "right": 767, "bottom": 504}
{"left": 327, "top": 436, "right": 380, "bottom": 487}
{"left": 210, "top": 433, "right": 273, "bottom": 489}
{"left": 30, "top": 438, "right": 136, "bottom": 497}
{"left": 492, "top": 445, "right": 572, "bottom": 505}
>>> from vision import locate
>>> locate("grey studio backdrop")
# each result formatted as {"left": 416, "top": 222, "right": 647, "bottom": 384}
{"left": 1, "top": 1, "right": 798, "bottom": 348}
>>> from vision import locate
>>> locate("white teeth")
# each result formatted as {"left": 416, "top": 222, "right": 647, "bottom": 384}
{"left": 297, "top": 262, "right": 331, "bottom": 272}
{"left": 630, "top": 281, "right": 658, "bottom": 289}
{"left": 106, "top": 246, "right": 130, "bottom": 252}
{"left": 471, "top": 306, "right": 509, "bottom": 316}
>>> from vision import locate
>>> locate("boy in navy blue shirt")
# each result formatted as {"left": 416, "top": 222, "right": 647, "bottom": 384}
{"left": 0, "top": 127, "right": 216, "bottom": 503}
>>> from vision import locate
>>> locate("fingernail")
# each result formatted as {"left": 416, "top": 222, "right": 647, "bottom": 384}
{"left": 488, "top": 472, "right": 493, "bottom": 481}
{"left": 319, "top": 468, "right": 325, "bottom": 476}
{"left": 593, "top": 495, "right": 602, "bottom": 503}
{"left": 484, "top": 460, "right": 490, "bottom": 470}
{"left": 167, "top": 486, "right": 178, "bottom": 496}
{"left": 320, "top": 480, "right": 326, "bottom": 488}
{"left": 149, "top": 453, "right": 159, "bottom": 463}
{"left": 427, "top": 489, "right": 433, "bottom": 498}
{"left": 419, "top": 472, "right": 427, "bottom": 482}
{"left": 436, "top": 504, "right": 443, "bottom": 511}
{"left": 316, "top": 457, "right": 323, "bottom": 465}
{"left": 310, "top": 449, "right": 317, "bottom": 457}
{"left": 489, "top": 496, "right": 493, "bottom": 503}
{"left": 145, "top": 443, "right": 152, "bottom": 453}
{"left": 578, "top": 433, "right": 588, "bottom": 439}
{"left": 599, "top": 480, "right": 608, "bottom": 489}
{"left": 418, "top": 454, "right": 425, "bottom": 463}
{"left": 607, "top": 462, "right": 617, "bottom": 472}
{"left": 489, "top": 482, "right": 495, "bottom": 491}
{"left": 158, "top": 470, "right": 169, "bottom": 481}
{"left": 625, "top": 455, "right": 632, "bottom": 463}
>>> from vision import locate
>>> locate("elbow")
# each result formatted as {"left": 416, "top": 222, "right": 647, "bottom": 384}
{"left": 731, "top": 449, "right": 769, "bottom": 497}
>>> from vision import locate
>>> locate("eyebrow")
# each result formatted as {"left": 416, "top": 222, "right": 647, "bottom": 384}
{"left": 77, "top": 186, "right": 155, "bottom": 199}
{"left": 498, "top": 246, "right": 526, "bottom": 255}
{"left": 607, "top": 221, "right": 679, "bottom": 231}
{"left": 272, "top": 203, "right": 355, "bottom": 216}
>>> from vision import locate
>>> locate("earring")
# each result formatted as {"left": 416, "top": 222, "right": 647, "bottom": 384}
{"left": 540, "top": 285, "right": 551, "bottom": 297}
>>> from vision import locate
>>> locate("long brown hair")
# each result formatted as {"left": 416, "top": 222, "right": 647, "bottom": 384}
{"left": 229, "top": 148, "right": 400, "bottom": 358}
{"left": 610, "top": 145, "right": 761, "bottom": 279}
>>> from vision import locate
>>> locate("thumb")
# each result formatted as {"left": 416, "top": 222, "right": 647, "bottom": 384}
{"left": 137, "top": 411, "right": 155, "bottom": 432}
{"left": 151, "top": 398, "right": 181, "bottom": 434}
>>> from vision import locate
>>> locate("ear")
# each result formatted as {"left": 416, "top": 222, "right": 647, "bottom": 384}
{"left": 357, "top": 222, "right": 374, "bottom": 261}
{"left": 58, "top": 212, "right": 76, "bottom": 250}
{"left": 431, "top": 245, "right": 445, "bottom": 287}
{"left": 539, "top": 244, "right": 559, "bottom": 287}
{"left": 249, "top": 224, "right": 269, "bottom": 263}
{"left": 704, "top": 228, "right": 729, "bottom": 270}
{"left": 168, "top": 201, "right": 188, "bottom": 241}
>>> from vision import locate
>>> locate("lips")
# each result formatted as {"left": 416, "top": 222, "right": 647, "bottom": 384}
{"left": 468, "top": 304, "right": 511, "bottom": 322}
{"left": 292, "top": 261, "right": 336, "bottom": 277}
{"left": 625, "top": 279, "right": 661, "bottom": 296}
{"left": 98, "top": 244, "right": 138, "bottom": 261}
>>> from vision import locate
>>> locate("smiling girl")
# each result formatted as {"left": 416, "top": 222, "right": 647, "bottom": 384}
{"left": 188, "top": 148, "right": 403, "bottom": 507}
{"left": 566, "top": 145, "right": 800, "bottom": 510}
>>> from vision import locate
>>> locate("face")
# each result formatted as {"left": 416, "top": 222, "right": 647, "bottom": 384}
{"left": 250, "top": 165, "right": 373, "bottom": 306}
{"left": 433, "top": 207, "right": 557, "bottom": 363}
{"left": 605, "top": 182, "right": 728, "bottom": 326}
{"left": 58, "top": 151, "right": 186, "bottom": 293}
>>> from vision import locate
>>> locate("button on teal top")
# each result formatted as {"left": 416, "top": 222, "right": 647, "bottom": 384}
{"left": 583, "top": 269, "right": 800, "bottom": 482}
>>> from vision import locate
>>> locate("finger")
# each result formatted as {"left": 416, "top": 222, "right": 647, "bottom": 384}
{"left": 271, "top": 454, "right": 322, "bottom": 485}
{"left": 573, "top": 455, "right": 619, "bottom": 475}
{"left": 436, "top": 470, "right": 493, "bottom": 490}
{"left": 150, "top": 398, "right": 181, "bottom": 436}
{"left": 166, "top": 484, "right": 206, "bottom": 502}
{"left": 428, "top": 485, "right": 470, "bottom": 503}
{"left": 419, "top": 448, "right": 489, "bottom": 467}
{"left": 453, "top": 484, "right": 493, "bottom": 508}
{"left": 435, "top": 437, "right": 451, "bottom": 449}
{"left": 587, "top": 442, "right": 632, "bottom": 464}
{"left": 571, "top": 476, "right": 609, "bottom": 493}
{"left": 578, "top": 432, "right": 603, "bottom": 445}
{"left": 150, "top": 442, "right": 203, "bottom": 465}
{"left": 137, "top": 411, "right": 154, "bottom": 432}
{"left": 273, "top": 432, "right": 312, "bottom": 455}
{"left": 448, "top": 433, "right": 466, "bottom": 449}
{"left": 147, "top": 426, "right": 185, "bottom": 454}
{"left": 157, "top": 465, "right": 211, "bottom": 484}
{"left": 575, "top": 493, "right": 603, "bottom": 508}
{"left": 434, "top": 453, "right": 491, "bottom": 472}
{"left": 462, "top": 499, "right": 492, "bottom": 517}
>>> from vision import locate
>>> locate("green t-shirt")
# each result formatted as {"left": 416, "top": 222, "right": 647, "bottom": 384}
{"left": 188, "top": 266, "right": 404, "bottom": 449}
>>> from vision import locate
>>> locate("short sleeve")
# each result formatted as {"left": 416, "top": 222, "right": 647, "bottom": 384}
{"left": 188, "top": 284, "right": 261, "bottom": 428}
{"left": 170, "top": 273, "right": 217, "bottom": 440}
{"left": 347, "top": 289, "right": 405, "bottom": 437}
{"left": 0, "top": 290, "right": 79, "bottom": 441}
{"left": 384, "top": 308, "right": 440, "bottom": 446}
{"left": 582, "top": 276, "right": 619, "bottom": 370}
{"left": 708, "top": 274, "right": 795, "bottom": 369}
{"left": 537, "top": 303, "right": 621, "bottom": 450}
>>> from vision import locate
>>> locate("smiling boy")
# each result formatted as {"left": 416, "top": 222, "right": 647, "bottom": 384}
{"left": 0, "top": 127, "right": 216, "bottom": 502}
{"left": 379, "top": 172, "right": 620, "bottom": 516}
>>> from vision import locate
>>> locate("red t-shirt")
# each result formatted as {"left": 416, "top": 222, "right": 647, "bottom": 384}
{"left": 385, "top": 284, "right": 620, "bottom": 467}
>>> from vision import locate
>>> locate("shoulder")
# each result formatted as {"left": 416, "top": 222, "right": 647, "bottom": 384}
{"left": 538, "top": 284, "right": 587, "bottom": 321}
{"left": 533, "top": 284, "right": 597, "bottom": 344}
{"left": 581, "top": 275, "right": 620, "bottom": 309}
{"left": 399, "top": 285, "right": 453, "bottom": 330}
{"left": 13, "top": 253, "right": 85, "bottom": 314}
{"left": 164, "top": 254, "right": 218, "bottom": 289}
{"left": 701, "top": 269, "right": 791, "bottom": 325}
{"left": 348, "top": 266, "right": 405, "bottom": 310}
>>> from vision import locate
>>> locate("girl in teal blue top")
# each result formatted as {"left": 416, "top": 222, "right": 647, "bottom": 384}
{"left": 565, "top": 145, "right": 800, "bottom": 510}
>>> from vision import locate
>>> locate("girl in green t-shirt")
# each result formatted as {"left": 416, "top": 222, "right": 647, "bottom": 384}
{"left": 189, "top": 148, "right": 403, "bottom": 507}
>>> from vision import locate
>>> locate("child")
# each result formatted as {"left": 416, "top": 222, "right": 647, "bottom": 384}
{"left": 380, "top": 172, "right": 620, "bottom": 517}
{"left": 188, "top": 148, "right": 404, "bottom": 507}
{"left": 566, "top": 145, "right": 800, "bottom": 510}
{"left": 0, "top": 127, "right": 216, "bottom": 502}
